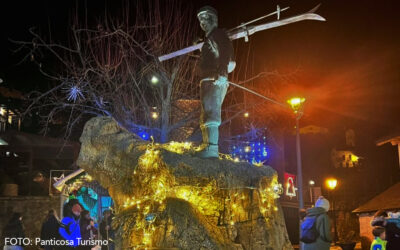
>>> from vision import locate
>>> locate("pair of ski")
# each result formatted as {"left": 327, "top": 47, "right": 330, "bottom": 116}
{"left": 158, "top": 4, "right": 325, "bottom": 107}
{"left": 158, "top": 4, "right": 325, "bottom": 62}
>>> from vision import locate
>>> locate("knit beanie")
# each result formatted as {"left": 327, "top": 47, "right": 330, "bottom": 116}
{"left": 197, "top": 6, "right": 218, "bottom": 17}
{"left": 315, "top": 196, "right": 330, "bottom": 211}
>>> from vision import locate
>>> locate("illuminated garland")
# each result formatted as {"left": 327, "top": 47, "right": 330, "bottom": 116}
{"left": 230, "top": 137, "right": 268, "bottom": 165}
{"left": 112, "top": 141, "right": 282, "bottom": 248}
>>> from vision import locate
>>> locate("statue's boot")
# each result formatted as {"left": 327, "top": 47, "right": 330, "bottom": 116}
{"left": 195, "top": 125, "right": 219, "bottom": 158}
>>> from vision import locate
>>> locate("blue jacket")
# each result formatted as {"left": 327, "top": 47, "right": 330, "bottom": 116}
{"left": 59, "top": 216, "right": 81, "bottom": 247}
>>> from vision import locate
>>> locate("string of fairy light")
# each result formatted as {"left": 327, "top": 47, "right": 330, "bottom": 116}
{"left": 230, "top": 136, "right": 269, "bottom": 164}
{"left": 111, "top": 141, "right": 283, "bottom": 248}
{"left": 136, "top": 129, "right": 270, "bottom": 165}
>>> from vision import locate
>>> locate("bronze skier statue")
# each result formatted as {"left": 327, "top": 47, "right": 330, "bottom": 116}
{"left": 195, "top": 6, "right": 235, "bottom": 158}
{"left": 157, "top": 5, "right": 325, "bottom": 158}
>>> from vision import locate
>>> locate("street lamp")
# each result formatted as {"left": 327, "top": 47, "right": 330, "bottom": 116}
{"left": 151, "top": 112, "right": 159, "bottom": 120}
{"left": 325, "top": 177, "right": 338, "bottom": 245}
{"left": 326, "top": 178, "right": 337, "bottom": 190}
{"left": 288, "top": 96, "right": 305, "bottom": 250}
{"left": 287, "top": 97, "right": 306, "bottom": 209}
{"left": 150, "top": 75, "right": 159, "bottom": 85}
{"left": 309, "top": 180, "right": 315, "bottom": 204}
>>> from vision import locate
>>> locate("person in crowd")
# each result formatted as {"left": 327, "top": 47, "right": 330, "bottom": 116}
{"left": 371, "top": 210, "right": 388, "bottom": 227}
{"left": 40, "top": 209, "right": 62, "bottom": 250}
{"left": 371, "top": 210, "right": 400, "bottom": 250}
{"left": 78, "top": 210, "right": 97, "bottom": 250}
{"left": 99, "top": 210, "right": 114, "bottom": 250}
{"left": 1, "top": 212, "right": 25, "bottom": 250}
{"left": 299, "top": 208, "right": 307, "bottom": 250}
{"left": 299, "top": 208, "right": 307, "bottom": 221}
{"left": 371, "top": 226, "right": 387, "bottom": 250}
{"left": 59, "top": 199, "right": 83, "bottom": 249}
{"left": 302, "top": 196, "right": 332, "bottom": 250}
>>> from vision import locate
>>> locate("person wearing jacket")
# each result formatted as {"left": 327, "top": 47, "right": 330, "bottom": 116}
{"left": 40, "top": 209, "right": 62, "bottom": 250}
{"left": 303, "top": 196, "right": 332, "bottom": 250}
{"left": 1, "top": 213, "right": 25, "bottom": 250}
{"left": 194, "top": 5, "right": 235, "bottom": 158}
{"left": 371, "top": 226, "right": 387, "bottom": 250}
{"left": 371, "top": 210, "right": 400, "bottom": 250}
{"left": 99, "top": 210, "right": 114, "bottom": 250}
{"left": 78, "top": 210, "right": 97, "bottom": 250}
{"left": 59, "top": 199, "right": 83, "bottom": 249}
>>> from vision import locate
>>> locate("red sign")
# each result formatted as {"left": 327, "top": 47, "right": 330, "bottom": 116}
{"left": 284, "top": 172, "right": 297, "bottom": 197}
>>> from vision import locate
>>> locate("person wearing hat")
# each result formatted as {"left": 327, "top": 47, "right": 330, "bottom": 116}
{"left": 1, "top": 212, "right": 25, "bottom": 250}
{"left": 195, "top": 6, "right": 235, "bottom": 158}
{"left": 59, "top": 199, "right": 84, "bottom": 249}
{"left": 302, "top": 196, "right": 332, "bottom": 250}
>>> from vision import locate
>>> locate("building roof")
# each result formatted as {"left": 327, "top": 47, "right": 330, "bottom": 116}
{"left": 0, "top": 130, "right": 78, "bottom": 147}
{"left": 0, "top": 87, "right": 25, "bottom": 100}
{"left": 0, "top": 130, "right": 80, "bottom": 160}
{"left": 353, "top": 182, "right": 400, "bottom": 213}
{"left": 376, "top": 134, "right": 400, "bottom": 146}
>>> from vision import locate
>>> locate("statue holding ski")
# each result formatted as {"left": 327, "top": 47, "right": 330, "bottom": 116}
{"left": 159, "top": 4, "right": 325, "bottom": 158}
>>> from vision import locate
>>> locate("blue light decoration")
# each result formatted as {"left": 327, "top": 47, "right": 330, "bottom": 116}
{"left": 62, "top": 80, "right": 86, "bottom": 102}
{"left": 230, "top": 135, "right": 268, "bottom": 165}
{"left": 65, "top": 85, "right": 84, "bottom": 102}
{"left": 137, "top": 130, "right": 150, "bottom": 141}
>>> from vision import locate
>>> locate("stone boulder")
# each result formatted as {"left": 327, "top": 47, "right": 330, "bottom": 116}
{"left": 77, "top": 117, "right": 293, "bottom": 250}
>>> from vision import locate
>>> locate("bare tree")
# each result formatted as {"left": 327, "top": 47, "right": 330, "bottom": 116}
{"left": 16, "top": 0, "right": 201, "bottom": 142}
{"left": 16, "top": 0, "right": 292, "bottom": 147}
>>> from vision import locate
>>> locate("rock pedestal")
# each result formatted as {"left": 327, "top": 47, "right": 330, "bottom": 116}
{"left": 77, "top": 117, "right": 293, "bottom": 249}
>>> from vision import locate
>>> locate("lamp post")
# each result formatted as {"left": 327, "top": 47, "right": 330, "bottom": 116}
{"left": 287, "top": 97, "right": 306, "bottom": 209}
{"left": 309, "top": 180, "right": 315, "bottom": 204}
{"left": 326, "top": 177, "right": 338, "bottom": 245}
{"left": 287, "top": 97, "right": 305, "bottom": 249}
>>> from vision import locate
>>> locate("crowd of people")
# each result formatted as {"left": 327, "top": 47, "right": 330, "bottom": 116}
{"left": 370, "top": 210, "right": 400, "bottom": 250}
{"left": 1, "top": 198, "right": 115, "bottom": 250}
{"left": 300, "top": 196, "right": 400, "bottom": 250}
{"left": 2, "top": 195, "right": 400, "bottom": 249}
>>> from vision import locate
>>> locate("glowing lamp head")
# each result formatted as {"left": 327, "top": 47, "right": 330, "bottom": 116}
{"left": 151, "top": 76, "right": 159, "bottom": 85}
{"left": 244, "top": 112, "right": 249, "bottom": 118}
{"left": 309, "top": 180, "right": 315, "bottom": 186}
{"left": 151, "top": 112, "right": 159, "bottom": 119}
{"left": 326, "top": 178, "right": 337, "bottom": 190}
{"left": 287, "top": 97, "right": 305, "bottom": 113}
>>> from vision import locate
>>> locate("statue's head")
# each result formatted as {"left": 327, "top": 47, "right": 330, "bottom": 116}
{"left": 197, "top": 6, "right": 218, "bottom": 35}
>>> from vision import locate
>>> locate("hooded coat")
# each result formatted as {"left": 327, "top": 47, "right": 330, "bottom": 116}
{"left": 41, "top": 215, "right": 62, "bottom": 243}
{"left": 303, "top": 207, "right": 332, "bottom": 250}
{"left": 59, "top": 199, "right": 82, "bottom": 248}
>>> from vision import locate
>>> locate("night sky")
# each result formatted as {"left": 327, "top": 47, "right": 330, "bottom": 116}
{"left": 1, "top": 0, "right": 400, "bottom": 138}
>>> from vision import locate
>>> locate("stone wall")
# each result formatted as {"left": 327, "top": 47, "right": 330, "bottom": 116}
{"left": 358, "top": 213, "right": 373, "bottom": 250}
{"left": 0, "top": 196, "right": 61, "bottom": 250}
